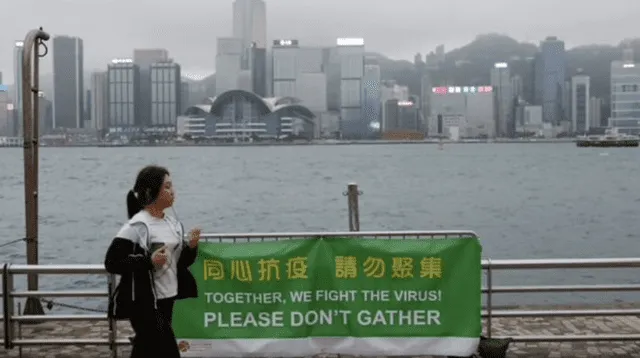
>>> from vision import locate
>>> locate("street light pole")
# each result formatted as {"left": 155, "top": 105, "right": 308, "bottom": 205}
{"left": 21, "top": 27, "right": 50, "bottom": 316}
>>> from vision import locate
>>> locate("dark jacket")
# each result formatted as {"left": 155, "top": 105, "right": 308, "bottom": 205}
{"left": 104, "top": 219, "right": 198, "bottom": 320}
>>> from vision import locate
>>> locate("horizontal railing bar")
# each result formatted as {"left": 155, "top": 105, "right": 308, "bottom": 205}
{"left": 499, "top": 334, "right": 640, "bottom": 342}
{"left": 8, "top": 265, "right": 106, "bottom": 274}
{"left": 484, "top": 284, "right": 640, "bottom": 293}
{"left": 12, "top": 338, "right": 110, "bottom": 345}
{"left": 201, "top": 230, "right": 478, "bottom": 239}
{"left": 6, "top": 258, "right": 640, "bottom": 275}
{"left": 13, "top": 315, "right": 106, "bottom": 322}
{"left": 11, "top": 290, "right": 108, "bottom": 298}
{"left": 482, "top": 309, "right": 640, "bottom": 317}
{"left": 484, "top": 258, "right": 640, "bottom": 269}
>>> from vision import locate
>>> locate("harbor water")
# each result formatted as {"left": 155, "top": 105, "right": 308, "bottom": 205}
{"left": 0, "top": 143, "right": 639, "bottom": 310}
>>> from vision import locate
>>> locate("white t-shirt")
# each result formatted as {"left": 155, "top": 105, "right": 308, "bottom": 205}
{"left": 116, "top": 210, "right": 184, "bottom": 299}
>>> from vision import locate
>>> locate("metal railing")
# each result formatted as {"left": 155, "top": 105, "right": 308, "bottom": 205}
{"left": 2, "top": 231, "right": 640, "bottom": 356}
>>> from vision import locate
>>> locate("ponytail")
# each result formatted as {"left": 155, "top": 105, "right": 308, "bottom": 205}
{"left": 126, "top": 190, "right": 142, "bottom": 219}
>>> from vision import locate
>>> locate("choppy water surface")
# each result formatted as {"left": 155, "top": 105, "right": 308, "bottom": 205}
{"left": 0, "top": 143, "right": 639, "bottom": 309}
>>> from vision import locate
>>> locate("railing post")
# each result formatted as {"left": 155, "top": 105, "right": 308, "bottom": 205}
{"left": 344, "top": 183, "right": 362, "bottom": 232}
{"left": 3, "top": 263, "right": 15, "bottom": 349}
{"left": 21, "top": 27, "right": 50, "bottom": 317}
{"left": 107, "top": 273, "right": 118, "bottom": 358}
{"left": 486, "top": 258, "right": 493, "bottom": 339}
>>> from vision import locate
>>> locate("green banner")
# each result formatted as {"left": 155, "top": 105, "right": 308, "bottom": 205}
{"left": 173, "top": 237, "right": 482, "bottom": 357}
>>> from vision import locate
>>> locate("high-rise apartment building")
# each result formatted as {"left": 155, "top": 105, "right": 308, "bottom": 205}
{"left": 150, "top": 61, "right": 181, "bottom": 128}
{"left": 534, "top": 36, "right": 566, "bottom": 125}
{"left": 90, "top": 72, "right": 108, "bottom": 131}
{"left": 571, "top": 74, "right": 590, "bottom": 134}
{"left": 337, "top": 38, "right": 365, "bottom": 139}
{"left": 107, "top": 59, "right": 140, "bottom": 130}
{"left": 215, "top": 38, "right": 243, "bottom": 95}
{"left": 52, "top": 35, "right": 84, "bottom": 129}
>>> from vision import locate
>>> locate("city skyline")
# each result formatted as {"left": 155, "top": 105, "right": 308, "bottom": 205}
{"left": 2, "top": 0, "right": 640, "bottom": 84}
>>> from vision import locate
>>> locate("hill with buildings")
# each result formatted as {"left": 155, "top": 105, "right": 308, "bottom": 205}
{"left": 379, "top": 33, "right": 637, "bottom": 107}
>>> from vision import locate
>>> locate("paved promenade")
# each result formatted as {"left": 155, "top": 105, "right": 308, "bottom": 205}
{"left": 1, "top": 304, "right": 640, "bottom": 357}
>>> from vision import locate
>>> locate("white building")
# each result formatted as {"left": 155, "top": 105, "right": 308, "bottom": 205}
{"left": 429, "top": 86, "right": 495, "bottom": 138}
{"left": 380, "top": 81, "right": 409, "bottom": 131}
{"left": 571, "top": 74, "right": 590, "bottom": 134}
{"left": 272, "top": 39, "right": 299, "bottom": 98}
{"left": 215, "top": 38, "right": 243, "bottom": 96}
{"left": 296, "top": 73, "right": 327, "bottom": 113}
{"left": 609, "top": 60, "right": 640, "bottom": 134}
{"left": 337, "top": 38, "right": 365, "bottom": 138}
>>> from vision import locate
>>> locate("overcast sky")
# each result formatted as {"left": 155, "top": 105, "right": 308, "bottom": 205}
{"left": 2, "top": 0, "right": 639, "bottom": 84}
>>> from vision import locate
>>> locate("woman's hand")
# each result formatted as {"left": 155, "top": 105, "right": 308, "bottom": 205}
{"left": 151, "top": 245, "right": 168, "bottom": 266}
{"left": 188, "top": 228, "right": 201, "bottom": 248}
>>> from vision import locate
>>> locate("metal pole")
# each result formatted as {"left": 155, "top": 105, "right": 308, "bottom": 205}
{"left": 344, "top": 183, "right": 361, "bottom": 232}
{"left": 21, "top": 27, "right": 50, "bottom": 316}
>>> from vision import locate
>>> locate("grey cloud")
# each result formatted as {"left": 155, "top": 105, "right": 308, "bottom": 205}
{"left": 1, "top": 0, "right": 640, "bottom": 84}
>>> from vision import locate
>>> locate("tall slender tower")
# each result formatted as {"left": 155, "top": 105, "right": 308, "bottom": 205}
{"left": 233, "top": 0, "right": 267, "bottom": 69}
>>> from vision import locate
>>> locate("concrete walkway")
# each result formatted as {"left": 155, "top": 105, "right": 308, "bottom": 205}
{"left": 1, "top": 308, "right": 640, "bottom": 357}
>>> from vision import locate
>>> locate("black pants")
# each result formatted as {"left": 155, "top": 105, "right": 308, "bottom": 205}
{"left": 129, "top": 297, "right": 180, "bottom": 358}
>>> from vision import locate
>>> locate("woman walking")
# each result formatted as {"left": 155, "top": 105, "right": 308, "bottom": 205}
{"left": 104, "top": 165, "right": 200, "bottom": 357}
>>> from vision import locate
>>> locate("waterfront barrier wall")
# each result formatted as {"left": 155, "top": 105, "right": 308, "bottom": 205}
{"left": 1, "top": 230, "right": 640, "bottom": 357}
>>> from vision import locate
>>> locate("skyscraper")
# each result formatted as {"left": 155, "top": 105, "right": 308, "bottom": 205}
{"left": 0, "top": 85, "right": 10, "bottom": 136}
{"left": 150, "top": 61, "right": 181, "bottom": 128}
{"left": 233, "top": 0, "right": 267, "bottom": 66}
{"left": 215, "top": 38, "right": 243, "bottom": 95}
{"left": 363, "top": 62, "right": 381, "bottom": 128}
{"left": 272, "top": 39, "right": 299, "bottom": 98}
{"left": 107, "top": 59, "right": 140, "bottom": 130}
{"left": 491, "top": 62, "right": 512, "bottom": 137}
{"left": 571, "top": 74, "right": 590, "bottom": 134}
{"left": 609, "top": 60, "right": 640, "bottom": 134}
{"left": 12, "top": 41, "right": 23, "bottom": 136}
{"left": 534, "top": 36, "right": 566, "bottom": 125}
{"left": 337, "top": 38, "right": 365, "bottom": 139}
{"left": 250, "top": 44, "right": 267, "bottom": 97}
{"left": 52, "top": 35, "right": 84, "bottom": 129}
{"left": 134, "top": 49, "right": 169, "bottom": 126}
{"left": 90, "top": 72, "right": 108, "bottom": 131}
